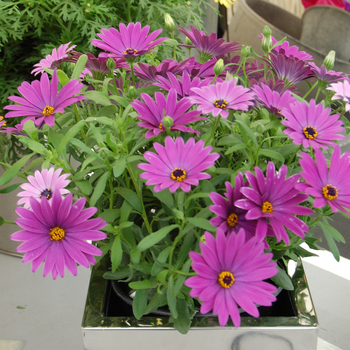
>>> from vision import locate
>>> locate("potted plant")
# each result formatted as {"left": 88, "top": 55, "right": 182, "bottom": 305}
{"left": 0, "top": 14, "right": 348, "bottom": 348}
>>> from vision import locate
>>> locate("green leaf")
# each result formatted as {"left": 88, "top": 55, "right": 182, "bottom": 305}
{"left": 225, "top": 143, "right": 247, "bottom": 155}
{"left": 258, "top": 149, "right": 285, "bottom": 163}
{"left": 71, "top": 54, "right": 88, "bottom": 80}
{"left": 320, "top": 220, "right": 345, "bottom": 243}
{"left": 186, "top": 218, "right": 216, "bottom": 232}
{"left": 271, "top": 266, "right": 294, "bottom": 290}
{"left": 151, "top": 246, "right": 173, "bottom": 276}
{"left": 115, "top": 187, "right": 143, "bottom": 213}
{"left": 18, "top": 138, "right": 48, "bottom": 155}
{"left": 137, "top": 225, "right": 179, "bottom": 252}
{"left": 56, "top": 69, "right": 70, "bottom": 86}
{"left": 153, "top": 188, "right": 174, "bottom": 208}
{"left": 129, "top": 280, "right": 152, "bottom": 290}
{"left": 70, "top": 138, "right": 104, "bottom": 161}
{"left": 0, "top": 153, "right": 34, "bottom": 185}
{"left": 104, "top": 267, "right": 131, "bottom": 280}
{"left": 163, "top": 38, "right": 178, "bottom": 46}
{"left": 75, "top": 180, "right": 93, "bottom": 195}
{"left": 144, "top": 291, "right": 164, "bottom": 314}
{"left": 58, "top": 120, "right": 85, "bottom": 154}
{"left": 21, "top": 119, "right": 38, "bottom": 140}
{"left": 319, "top": 222, "right": 340, "bottom": 261}
{"left": 167, "top": 276, "right": 178, "bottom": 319}
{"left": 100, "top": 209, "right": 120, "bottom": 223}
{"left": 0, "top": 183, "right": 22, "bottom": 194}
{"left": 236, "top": 119, "right": 258, "bottom": 148}
{"left": 111, "top": 236, "right": 123, "bottom": 273}
{"left": 172, "top": 298, "right": 192, "bottom": 334}
{"left": 109, "top": 95, "right": 130, "bottom": 108}
{"left": 132, "top": 289, "right": 148, "bottom": 319}
{"left": 90, "top": 172, "right": 109, "bottom": 207}
{"left": 113, "top": 158, "right": 127, "bottom": 178}
{"left": 173, "top": 259, "right": 192, "bottom": 298}
{"left": 184, "top": 192, "right": 210, "bottom": 205}
{"left": 130, "top": 249, "right": 141, "bottom": 264}
{"left": 85, "top": 91, "right": 112, "bottom": 106}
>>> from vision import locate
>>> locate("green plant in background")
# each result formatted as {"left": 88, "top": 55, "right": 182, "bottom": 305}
{"left": 0, "top": 0, "right": 216, "bottom": 110}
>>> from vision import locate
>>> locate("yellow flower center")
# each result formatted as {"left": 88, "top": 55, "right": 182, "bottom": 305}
{"left": 213, "top": 99, "right": 228, "bottom": 109}
{"left": 124, "top": 48, "right": 137, "bottom": 55}
{"left": 227, "top": 213, "right": 238, "bottom": 227}
{"left": 262, "top": 201, "right": 273, "bottom": 213}
{"left": 42, "top": 106, "right": 55, "bottom": 116}
{"left": 218, "top": 271, "right": 235, "bottom": 288}
{"left": 322, "top": 184, "right": 338, "bottom": 200}
{"left": 170, "top": 168, "right": 187, "bottom": 182}
{"left": 49, "top": 226, "right": 65, "bottom": 241}
{"left": 303, "top": 126, "right": 317, "bottom": 140}
{"left": 158, "top": 123, "right": 163, "bottom": 130}
{"left": 40, "top": 188, "right": 52, "bottom": 200}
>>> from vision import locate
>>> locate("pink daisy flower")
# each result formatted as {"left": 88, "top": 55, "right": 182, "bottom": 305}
{"left": 91, "top": 22, "right": 166, "bottom": 62}
{"left": 11, "top": 192, "right": 107, "bottom": 279}
{"left": 17, "top": 168, "right": 71, "bottom": 208}
{"left": 189, "top": 79, "right": 255, "bottom": 119}
{"left": 327, "top": 80, "right": 350, "bottom": 111}
{"left": 185, "top": 229, "right": 278, "bottom": 327}
{"left": 3, "top": 69, "right": 85, "bottom": 127}
{"left": 281, "top": 99, "right": 345, "bottom": 149}
{"left": 137, "top": 136, "right": 220, "bottom": 193}
{"left": 235, "top": 162, "right": 313, "bottom": 245}
{"left": 131, "top": 89, "right": 205, "bottom": 138}
{"left": 297, "top": 145, "right": 350, "bottom": 214}
{"left": 31, "top": 42, "right": 76, "bottom": 76}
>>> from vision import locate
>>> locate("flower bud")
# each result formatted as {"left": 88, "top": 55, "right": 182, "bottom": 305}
{"left": 261, "top": 36, "right": 273, "bottom": 53}
{"left": 185, "top": 37, "right": 193, "bottom": 46}
{"left": 164, "top": 13, "right": 175, "bottom": 32}
{"left": 214, "top": 58, "right": 225, "bottom": 77}
{"left": 241, "top": 45, "right": 251, "bottom": 58}
{"left": 106, "top": 57, "right": 116, "bottom": 71}
{"left": 262, "top": 25, "right": 272, "bottom": 38}
{"left": 128, "top": 86, "right": 138, "bottom": 100}
{"left": 162, "top": 116, "right": 174, "bottom": 128}
{"left": 323, "top": 50, "right": 336, "bottom": 71}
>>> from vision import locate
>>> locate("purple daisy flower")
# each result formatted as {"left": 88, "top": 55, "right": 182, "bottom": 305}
{"left": 250, "top": 77, "right": 297, "bottom": 95}
{"left": 0, "top": 117, "right": 34, "bottom": 136}
{"left": 134, "top": 58, "right": 194, "bottom": 83}
{"left": 31, "top": 42, "right": 77, "bottom": 76}
{"left": 235, "top": 162, "right": 313, "bottom": 245}
{"left": 179, "top": 25, "right": 240, "bottom": 63}
{"left": 327, "top": 80, "right": 350, "bottom": 111}
{"left": 252, "top": 83, "right": 296, "bottom": 116}
{"left": 297, "top": 145, "right": 350, "bottom": 214}
{"left": 271, "top": 37, "right": 313, "bottom": 61}
{"left": 184, "top": 229, "right": 278, "bottom": 327}
{"left": 91, "top": 22, "right": 166, "bottom": 61}
{"left": 17, "top": 168, "right": 71, "bottom": 208}
{"left": 266, "top": 52, "right": 314, "bottom": 86}
{"left": 137, "top": 136, "right": 220, "bottom": 193}
{"left": 308, "top": 63, "right": 345, "bottom": 86}
{"left": 154, "top": 71, "right": 213, "bottom": 100}
{"left": 281, "top": 99, "right": 345, "bottom": 149}
{"left": 11, "top": 192, "right": 107, "bottom": 279}
{"left": 3, "top": 69, "right": 85, "bottom": 127}
{"left": 189, "top": 79, "right": 255, "bottom": 119}
{"left": 131, "top": 89, "right": 205, "bottom": 138}
{"left": 209, "top": 174, "right": 258, "bottom": 238}
{"left": 184, "top": 60, "right": 218, "bottom": 79}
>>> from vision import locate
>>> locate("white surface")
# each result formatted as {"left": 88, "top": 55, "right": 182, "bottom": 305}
{"left": 318, "top": 338, "right": 343, "bottom": 350}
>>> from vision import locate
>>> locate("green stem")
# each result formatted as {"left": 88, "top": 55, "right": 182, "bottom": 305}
{"left": 205, "top": 115, "right": 221, "bottom": 147}
{"left": 303, "top": 82, "right": 318, "bottom": 99}
{"left": 129, "top": 62, "right": 136, "bottom": 87}
{"left": 173, "top": 270, "right": 196, "bottom": 277}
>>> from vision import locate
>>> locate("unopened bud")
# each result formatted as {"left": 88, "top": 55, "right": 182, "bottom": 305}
{"left": 200, "top": 235, "right": 206, "bottom": 243}
{"left": 84, "top": 8, "right": 89, "bottom": 13}
{"left": 323, "top": 50, "right": 336, "bottom": 71}
{"left": 164, "top": 13, "right": 175, "bottom": 32}
{"left": 128, "top": 86, "right": 138, "bottom": 100}
{"left": 185, "top": 37, "right": 193, "bottom": 46}
{"left": 241, "top": 45, "right": 251, "bottom": 58}
{"left": 262, "top": 25, "right": 272, "bottom": 38}
{"left": 106, "top": 57, "right": 116, "bottom": 71}
{"left": 162, "top": 116, "right": 174, "bottom": 128}
{"left": 213, "top": 58, "right": 224, "bottom": 77}
{"left": 86, "top": 2, "right": 91, "bottom": 7}
{"left": 261, "top": 36, "right": 273, "bottom": 53}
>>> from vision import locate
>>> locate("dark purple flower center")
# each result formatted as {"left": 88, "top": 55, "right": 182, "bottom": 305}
{"left": 227, "top": 213, "right": 238, "bottom": 227}
{"left": 40, "top": 188, "right": 52, "bottom": 200}
{"left": 322, "top": 184, "right": 338, "bottom": 200}
{"left": 303, "top": 126, "right": 317, "bottom": 140}
{"left": 124, "top": 48, "right": 137, "bottom": 55}
{"left": 214, "top": 99, "right": 228, "bottom": 109}
{"left": 218, "top": 271, "right": 235, "bottom": 289}
{"left": 171, "top": 168, "right": 187, "bottom": 182}
{"left": 262, "top": 201, "right": 273, "bottom": 213}
{"left": 42, "top": 106, "right": 54, "bottom": 116}
{"left": 49, "top": 226, "right": 65, "bottom": 241}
